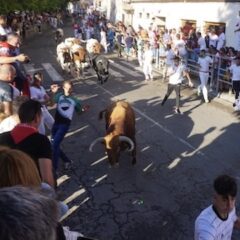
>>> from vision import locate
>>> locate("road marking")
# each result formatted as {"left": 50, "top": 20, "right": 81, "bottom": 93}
{"left": 92, "top": 80, "right": 207, "bottom": 159}
{"left": 109, "top": 68, "right": 123, "bottom": 78}
{"left": 42, "top": 63, "right": 64, "bottom": 82}
{"left": 23, "top": 63, "right": 43, "bottom": 74}
{"left": 111, "top": 62, "right": 142, "bottom": 77}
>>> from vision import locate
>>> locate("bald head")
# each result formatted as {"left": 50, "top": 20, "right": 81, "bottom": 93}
{"left": 0, "top": 64, "right": 16, "bottom": 82}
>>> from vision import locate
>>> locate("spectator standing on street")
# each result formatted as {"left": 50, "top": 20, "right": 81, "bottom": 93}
{"left": 164, "top": 44, "right": 175, "bottom": 80}
{"left": 143, "top": 41, "right": 154, "bottom": 81}
{"left": 195, "top": 175, "right": 240, "bottom": 240}
{"left": 100, "top": 27, "right": 108, "bottom": 54}
{"left": 228, "top": 57, "right": 240, "bottom": 107}
{"left": 197, "top": 49, "right": 213, "bottom": 103}
{"left": 161, "top": 56, "right": 192, "bottom": 114}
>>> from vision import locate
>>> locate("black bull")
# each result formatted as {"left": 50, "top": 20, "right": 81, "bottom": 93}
{"left": 89, "top": 101, "right": 136, "bottom": 166}
{"left": 91, "top": 54, "right": 109, "bottom": 84}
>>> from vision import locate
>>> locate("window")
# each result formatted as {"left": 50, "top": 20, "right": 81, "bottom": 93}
{"left": 204, "top": 21, "right": 226, "bottom": 35}
{"left": 146, "top": 13, "right": 150, "bottom": 19}
{"left": 139, "top": 12, "right": 142, "bottom": 18}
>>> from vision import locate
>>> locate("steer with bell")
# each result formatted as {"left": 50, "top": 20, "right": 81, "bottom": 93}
{"left": 89, "top": 101, "right": 136, "bottom": 166}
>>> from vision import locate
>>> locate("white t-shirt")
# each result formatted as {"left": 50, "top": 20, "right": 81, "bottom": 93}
{"left": 174, "top": 39, "right": 187, "bottom": 56}
{"left": 198, "top": 37, "right": 206, "bottom": 50}
{"left": 0, "top": 116, "right": 17, "bottom": 134}
{"left": 229, "top": 64, "right": 240, "bottom": 81}
{"left": 0, "top": 25, "right": 7, "bottom": 35}
{"left": 144, "top": 49, "right": 154, "bottom": 64}
{"left": 209, "top": 34, "right": 218, "bottom": 48}
{"left": 198, "top": 56, "right": 213, "bottom": 72}
{"left": 195, "top": 205, "right": 237, "bottom": 240}
{"left": 217, "top": 32, "right": 226, "bottom": 50}
{"left": 169, "top": 64, "right": 186, "bottom": 85}
{"left": 30, "top": 86, "right": 47, "bottom": 103}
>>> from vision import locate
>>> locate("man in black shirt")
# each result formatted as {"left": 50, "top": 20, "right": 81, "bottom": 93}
{"left": 0, "top": 99, "right": 54, "bottom": 187}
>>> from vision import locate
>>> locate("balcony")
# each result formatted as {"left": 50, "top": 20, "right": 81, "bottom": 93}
{"left": 122, "top": 1, "right": 134, "bottom": 12}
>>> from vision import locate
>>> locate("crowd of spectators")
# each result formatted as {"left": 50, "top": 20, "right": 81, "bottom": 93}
{"left": 1, "top": 6, "right": 240, "bottom": 240}
{"left": 0, "top": 10, "right": 92, "bottom": 240}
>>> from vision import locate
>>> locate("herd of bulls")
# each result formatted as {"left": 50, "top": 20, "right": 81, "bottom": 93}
{"left": 56, "top": 37, "right": 109, "bottom": 84}
{"left": 56, "top": 37, "right": 136, "bottom": 166}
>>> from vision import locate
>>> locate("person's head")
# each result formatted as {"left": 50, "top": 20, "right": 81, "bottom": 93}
{"left": 18, "top": 99, "right": 42, "bottom": 127}
{"left": 7, "top": 32, "right": 20, "bottom": 47}
{"left": 213, "top": 175, "right": 237, "bottom": 216}
{"left": 0, "top": 147, "right": 41, "bottom": 188}
{"left": 11, "top": 95, "right": 28, "bottom": 118}
{"left": 235, "top": 57, "right": 240, "bottom": 66}
{"left": 196, "top": 31, "right": 202, "bottom": 38}
{"left": 0, "top": 186, "right": 58, "bottom": 240}
{"left": 62, "top": 80, "right": 73, "bottom": 95}
{"left": 166, "top": 44, "right": 172, "bottom": 50}
{"left": 176, "top": 33, "right": 181, "bottom": 40}
{"left": 0, "top": 15, "right": 6, "bottom": 26}
{"left": 199, "top": 49, "right": 206, "bottom": 58}
{"left": 173, "top": 56, "right": 181, "bottom": 66}
{"left": 0, "top": 64, "right": 16, "bottom": 82}
{"left": 32, "top": 72, "right": 43, "bottom": 87}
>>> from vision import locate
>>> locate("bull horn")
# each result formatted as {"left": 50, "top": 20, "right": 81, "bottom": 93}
{"left": 119, "top": 136, "right": 134, "bottom": 152}
{"left": 89, "top": 137, "right": 105, "bottom": 152}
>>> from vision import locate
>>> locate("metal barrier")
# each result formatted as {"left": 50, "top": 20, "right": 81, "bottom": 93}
{"left": 155, "top": 50, "right": 234, "bottom": 97}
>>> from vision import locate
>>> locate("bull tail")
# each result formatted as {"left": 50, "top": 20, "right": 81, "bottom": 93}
{"left": 98, "top": 109, "right": 106, "bottom": 120}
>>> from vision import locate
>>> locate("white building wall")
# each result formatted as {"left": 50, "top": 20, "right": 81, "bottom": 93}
{"left": 131, "top": 2, "right": 240, "bottom": 49}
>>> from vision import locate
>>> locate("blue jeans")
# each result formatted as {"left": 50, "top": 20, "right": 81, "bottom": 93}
{"left": 51, "top": 123, "right": 70, "bottom": 171}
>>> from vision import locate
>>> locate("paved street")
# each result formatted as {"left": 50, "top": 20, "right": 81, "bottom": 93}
{"left": 21, "top": 21, "right": 240, "bottom": 240}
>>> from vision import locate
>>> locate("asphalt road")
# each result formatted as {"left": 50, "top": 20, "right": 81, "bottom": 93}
{"left": 21, "top": 20, "right": 240, "bottom": 240}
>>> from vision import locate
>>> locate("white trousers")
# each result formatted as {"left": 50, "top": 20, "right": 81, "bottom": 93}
{"left": 199, "top": 72, "right": 209, "bottom": 102}
{"left": 143, "top": 62, "right": 153, "bottom": 80}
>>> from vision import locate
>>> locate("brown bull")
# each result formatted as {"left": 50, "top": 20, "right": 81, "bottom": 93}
{"left": 89, "top": 101, "right": 136, "bottom": 166}
{"left": 71, "top": 47, "right": 88, "bottom": 78}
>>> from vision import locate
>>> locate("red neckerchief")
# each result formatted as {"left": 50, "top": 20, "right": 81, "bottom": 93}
{"left": 11, "top": 124, "right": 38, "bottom": 144}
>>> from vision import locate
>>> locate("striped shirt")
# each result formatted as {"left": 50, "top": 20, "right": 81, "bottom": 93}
{"left": 194, "top": 205, "right": 237, "bottom": 240}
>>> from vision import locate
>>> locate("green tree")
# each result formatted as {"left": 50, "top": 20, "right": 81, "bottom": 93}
{"left": 0, "top": 0, "right": 68, "bottom": 13}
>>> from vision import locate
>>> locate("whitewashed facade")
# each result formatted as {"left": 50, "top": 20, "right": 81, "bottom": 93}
{"left": 123, "top": 0, "right": 240, "bottom": 49}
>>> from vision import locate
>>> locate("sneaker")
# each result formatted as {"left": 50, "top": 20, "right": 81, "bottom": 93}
{"left": 205, "top": 99, "right": 209, "bottom": 103}
{"left": 174, "top": 108, "right": 181, "bottom": 114}
{"left": 63, "top": 226, "right": 84, "bottom": 240}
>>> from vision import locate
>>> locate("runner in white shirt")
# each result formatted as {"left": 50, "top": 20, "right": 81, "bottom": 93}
{"left": 30, "top": 72, "right": 54, "bottom": 135}
{"left": 197, "top": 50, "right": 213, "bottom": 103}
{"left": 195, "top": 175, "right": 240, "bottom": 240}
{"left": 161, "top": 56, "right": 192, "bottom": 114}
{"left": 228, "top": 57, "right": 240, "bottom": 107}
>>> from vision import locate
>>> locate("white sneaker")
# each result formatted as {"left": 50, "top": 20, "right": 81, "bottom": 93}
{"left": 63, "top": 226, "right": 84, "bottom": 240}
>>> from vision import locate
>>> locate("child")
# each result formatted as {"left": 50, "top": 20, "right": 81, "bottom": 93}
{"left": 50, "top": 80, "right": 89, "bottom": 172}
